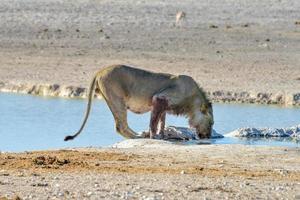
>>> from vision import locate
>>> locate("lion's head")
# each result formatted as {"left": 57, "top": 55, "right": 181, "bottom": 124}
{"left": 188, "top": 92, "right": 214, "bottom": 139}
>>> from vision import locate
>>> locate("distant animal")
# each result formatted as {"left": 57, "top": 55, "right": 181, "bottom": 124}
{"left": 64, "top": 65, "right": 213, "bottom": 141}
{"left": 176, "top": 11, "right": 186, "bottom": 26}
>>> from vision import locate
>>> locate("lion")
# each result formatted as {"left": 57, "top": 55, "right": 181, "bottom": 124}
{"left": 64, "top": 65, "right": 214, "bottom": 141}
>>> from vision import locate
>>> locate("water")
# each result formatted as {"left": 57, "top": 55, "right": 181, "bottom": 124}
{"left": 0, "top": 93, "right": 299, "bottom": 152}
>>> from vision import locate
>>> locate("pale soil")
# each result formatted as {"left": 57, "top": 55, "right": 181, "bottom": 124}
{"left": 0, "top": 140, "right": 299, "bottom": 199}
{"left": 1, "top": 1, "right": 300, "bottom": 199}
{"left": 0, "top": 0, "right": 300, "bottom": 94}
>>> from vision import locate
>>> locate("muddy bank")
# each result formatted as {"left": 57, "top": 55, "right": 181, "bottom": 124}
{"left": 1, "top": 82, "right": 300, "bottom": 106}
{"left": 0, "top": 141, "right": 299, "bottom": 199}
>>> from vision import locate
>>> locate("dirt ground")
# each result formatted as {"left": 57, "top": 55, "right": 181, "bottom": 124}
{"left": 1, "top": 0, "right": 300, "bottom": 199}
{"left": 0, "top": 0, "right": 300, "bottom": 94}
{"left": 0, "top": 140, "right": 299, "bottom": 199}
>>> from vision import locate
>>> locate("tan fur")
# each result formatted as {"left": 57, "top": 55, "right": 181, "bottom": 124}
{"left": 176, "top": 11, "right": 186, "bottom": 25}
{"left": 64, "top": 65, "right": 213, "bottom": 141}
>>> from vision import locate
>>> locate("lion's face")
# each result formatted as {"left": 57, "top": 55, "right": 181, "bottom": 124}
{"left": 189, "top": 101, "right": 214, "bottom": 139}
{"left": 195, "top": 121, "right": 212, "bottom": 139}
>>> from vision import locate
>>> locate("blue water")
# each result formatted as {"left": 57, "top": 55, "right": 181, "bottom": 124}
{"left": 0, "top": 93, "right": 299, "bottom": 152}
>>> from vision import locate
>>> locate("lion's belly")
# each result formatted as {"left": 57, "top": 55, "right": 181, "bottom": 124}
{"left": 126, "top": 98, "right": 151, "bottom": 114}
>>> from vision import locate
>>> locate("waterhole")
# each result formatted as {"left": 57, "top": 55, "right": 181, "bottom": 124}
{"left": 0, "top": 93, "right": 299, "bottom": 152}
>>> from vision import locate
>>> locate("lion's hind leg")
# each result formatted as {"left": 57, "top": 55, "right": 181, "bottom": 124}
{"left": 104, "top": 95, "right": 140, "bottom": 139}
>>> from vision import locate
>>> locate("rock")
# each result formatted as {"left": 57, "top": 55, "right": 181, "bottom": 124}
{"left": 86, "top": 192, "right": 93, "bottom": 197}
{"left": 59, "top": 86, "right": 87, "bottom": 98}
{"left": 33, "top": 156, "right": 70, "bottom": 166}
{"left": 13, "top": 196, "right": 22, "bottom": 200}
{"left": 227, "top": 124, "right": 300, "bottom": 140}
{"left": 142, "top": 196, "right": 157, "bottom": 200}
{"left": 140, "top": 126, "right": 223, "bottom": 141}
{"left": 292, "top": 93, "right": 300, "bottom": 105}
{"left": 57, "top": 192, "right": 64, "bottom": 197}
{"left": 112, "top": 126, "right": 224, "bottom": 148}
{"left": 241, "top": 23, "right": 249, "bottom": 27}
{"left": 31, "top": 183, "right": 48, "bottom": 187}
{"left": 209, "top": 25, "right": 218, "bottom": 28}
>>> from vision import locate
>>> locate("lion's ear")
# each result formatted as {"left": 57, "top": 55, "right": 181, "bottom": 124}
{"left": 200, "top": 104, "right": 207, "bottom": 113}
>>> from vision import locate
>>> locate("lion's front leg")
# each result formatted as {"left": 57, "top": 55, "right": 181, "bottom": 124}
{"left": 158, "top": 112, "right": 166, "bottom": 137}
{"left": 150, "top": 96, "right": 168, "bottom": 139}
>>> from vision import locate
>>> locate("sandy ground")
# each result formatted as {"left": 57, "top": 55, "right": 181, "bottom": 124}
{"left": 1, "top": 1, "right": 300, "bottom": 199}
{"left": 0, "top": 0, "right": 300, "bottom": 94}
{"left": 0, "top": 140, "right": 299, "bottom": 199}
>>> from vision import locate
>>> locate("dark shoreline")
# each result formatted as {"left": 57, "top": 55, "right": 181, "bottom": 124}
{"left": 1, "top": 82, "right": 300, "bottom": 106}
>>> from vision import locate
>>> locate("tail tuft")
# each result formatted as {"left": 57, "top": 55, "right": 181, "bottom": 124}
{"left": 64, "top": 135, "right": 74, "bottom": 141}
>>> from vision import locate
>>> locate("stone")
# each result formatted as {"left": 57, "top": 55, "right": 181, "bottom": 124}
{"left": 13, "top": 196, "right": 22, "bottom": 200}
{"left": 228, "top": 124, "right": 300, "bottom": 140}
{"left": 140, "top": 126, "right": 223, "bottom": 141}
{"left": 86, "top": 192, "right": 93, "bottom": 197}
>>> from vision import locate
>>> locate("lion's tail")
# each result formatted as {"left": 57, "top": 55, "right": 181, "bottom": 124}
{"left": 64, "top": 74, "right": 98, "bottom": 141}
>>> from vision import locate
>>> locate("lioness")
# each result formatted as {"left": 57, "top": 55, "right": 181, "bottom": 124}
{"left": 64, "top": 65, "right": 213, "bottom": 141}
